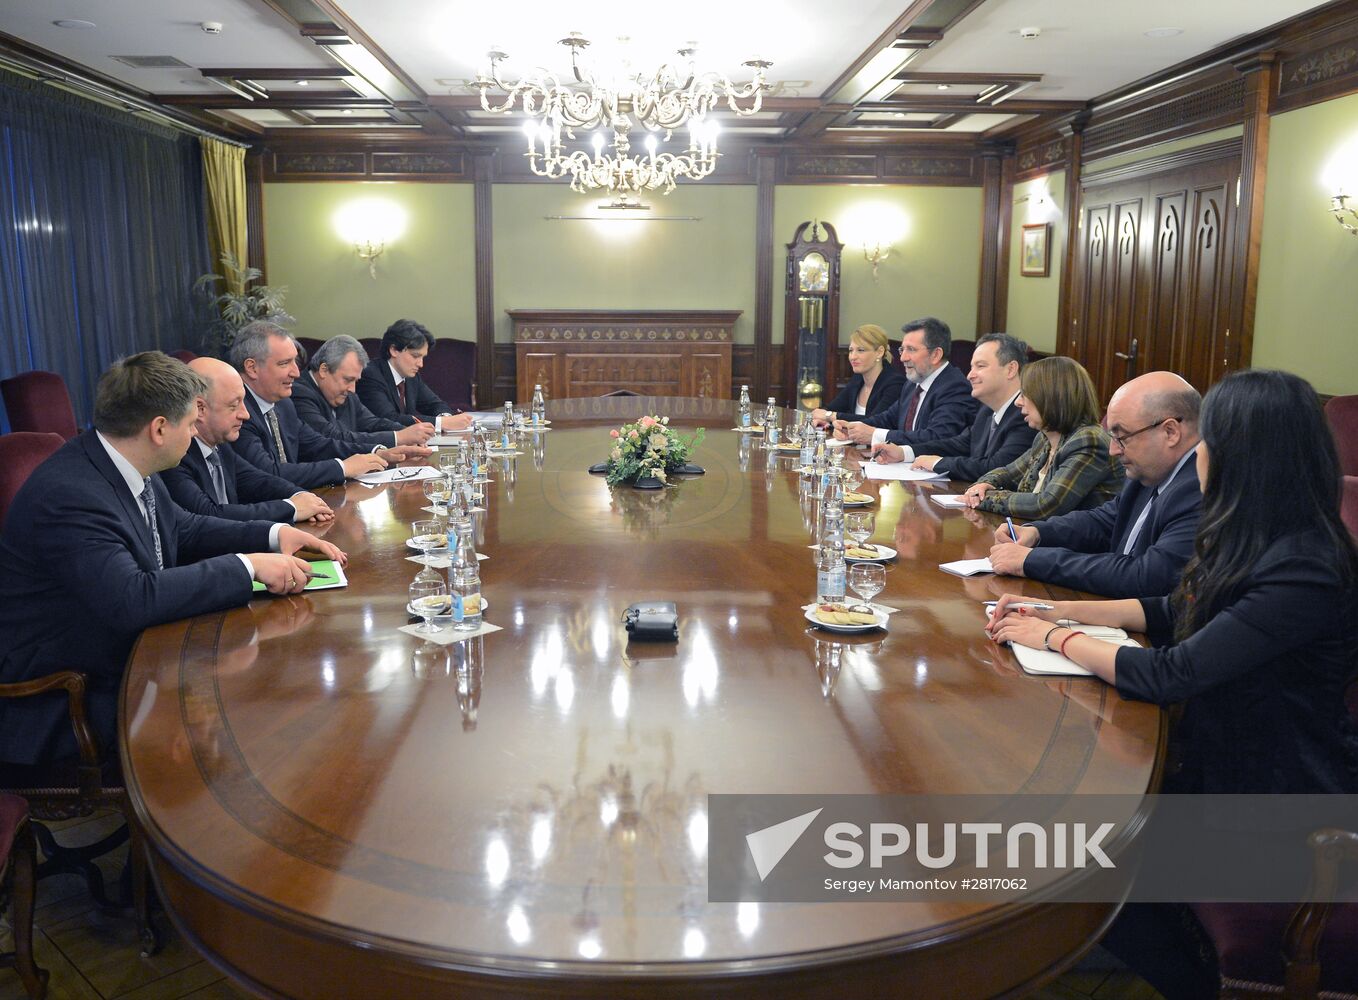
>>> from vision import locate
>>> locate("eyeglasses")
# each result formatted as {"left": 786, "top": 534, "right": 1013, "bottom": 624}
{"left": 1109, "top": 417, "right": 1171, "bottom": 449}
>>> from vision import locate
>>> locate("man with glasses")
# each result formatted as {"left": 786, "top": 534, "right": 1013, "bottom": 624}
{"left": 833, "top": 317, "right": 978, "bottom": 448}
{"left": 988, "top": 371, "right": 1202, "bottom": 598}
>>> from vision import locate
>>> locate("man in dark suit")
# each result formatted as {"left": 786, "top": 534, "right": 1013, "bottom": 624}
{"left": 230, "top": 322, "right": 389, "bottom": 490}
{"left": 989, "top": 371, "right": 1202, "bottom": 597}
{"left": 292, "top": 335, "right": 436, "bottom": 452}
{"left": 0, "top": 352, "right": 343, "bottom": 765}
{"left": 870, "top": 332, "right": 1033, "bottom": 480}
{"left": 162, "top": 357, "right": 334, "bottom": 523}
{"left": 356, "top": 319, "right": 473, "bottom": 431}
{"left": 834, "top": 317, "right": 978, "bottom": 448}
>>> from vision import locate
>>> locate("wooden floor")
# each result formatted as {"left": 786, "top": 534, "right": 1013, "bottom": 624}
{"left": 1, "top": 811, "right": 1162, "bottom": 1000}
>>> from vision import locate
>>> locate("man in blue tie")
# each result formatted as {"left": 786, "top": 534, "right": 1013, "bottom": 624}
{"left": 988, "top": 371, "right": 1202, "bottom": 597}
{"left": 833, "top": 317, "right": 978, "bottom": 448}
{"left": 0, "top": 352, "right": 344, "bottom": 765}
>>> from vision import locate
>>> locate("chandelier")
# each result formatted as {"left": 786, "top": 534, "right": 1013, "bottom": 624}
{"left": 474, "top": 33, "right": 771, "bottom": 194}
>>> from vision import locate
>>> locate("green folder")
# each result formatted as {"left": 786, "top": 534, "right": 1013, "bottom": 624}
{"left": 251, "top": 559, "right": 348, "bottom": 593}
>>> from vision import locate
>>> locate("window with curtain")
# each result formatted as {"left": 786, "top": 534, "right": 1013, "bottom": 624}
{"left": 0, "top": 69, "right": 212, "bottom": 430}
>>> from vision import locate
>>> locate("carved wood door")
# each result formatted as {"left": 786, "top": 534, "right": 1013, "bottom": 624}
{"left": 1070, "top": 154, "right": 1240, "bottom": 401}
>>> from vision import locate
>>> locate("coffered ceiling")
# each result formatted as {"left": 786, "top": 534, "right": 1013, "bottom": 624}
{"left": 0, "top": 0, "right": 1334, "bottom": 142}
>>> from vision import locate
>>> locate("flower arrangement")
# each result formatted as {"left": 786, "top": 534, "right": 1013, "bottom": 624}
{"left": 605, "top": 415, "right": 705, "bottom": 486}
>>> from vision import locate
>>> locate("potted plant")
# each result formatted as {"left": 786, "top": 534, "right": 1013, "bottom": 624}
{"left": 194, "top": 252, "right": 294, "bottom": 356}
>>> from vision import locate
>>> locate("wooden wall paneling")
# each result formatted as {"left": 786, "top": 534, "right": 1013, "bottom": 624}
{"left": 1227, "top": 54, "right": 1277, "bottom": 378}
{"left": 1070, "top": 200, "right": 1110, "bottom": 376}
{"left": 492, "top": 344, "right": 515, "bottom": 404}
{"left": 1273, "top": 9, "right": 1358, "bottom": 113}
{"left": 1182, "top": 178, "right": 1232, "bottom": 382}
{"left": 1145, "top": 187, "right": 1188, "bottom": 377}
{"left": 1105, "top": 196, "right": 1145, "bottom": 399}
{"left": 1056, "top": 114, "right": 1089, "bottom": 355}
{"left": 975, "top": 150, "right": 1005, "bottom": 336}
{"left": 732, "top": 345, "right": 785, "bottom": 401}
{"left": 472, "top": 151, "right": 497, "bottom": 405}
{"left": 244, "top": 147, "right": 268, "bottom": 280}
{"left": 753, "top": 152, "right": 778, "bottom": 402}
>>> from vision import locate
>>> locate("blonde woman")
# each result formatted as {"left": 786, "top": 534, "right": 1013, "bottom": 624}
{"left": 963, "top": 356, "right": 1122, "bottom": 519}
{"left": 810, "top": 324, "right": 907, "bottom": 426}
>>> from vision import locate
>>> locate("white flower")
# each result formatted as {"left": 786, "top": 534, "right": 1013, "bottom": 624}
{"left": 654, "top": 467, "right": 667, "bottom": 482}
{"left": 649, "top": 432, "right": 668, "bottom": 450}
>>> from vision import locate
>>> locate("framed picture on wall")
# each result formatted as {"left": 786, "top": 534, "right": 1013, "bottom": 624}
{"left": 1020, "top": 223, "right": 1051, "bottom": 277}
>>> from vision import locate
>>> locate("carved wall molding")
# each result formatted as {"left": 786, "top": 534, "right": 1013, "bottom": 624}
{"left": 1015, "top": 137, "right": 1070, "bottom": 180}
{"left": 266, "top": 148, "right": 468, "bottom": 181}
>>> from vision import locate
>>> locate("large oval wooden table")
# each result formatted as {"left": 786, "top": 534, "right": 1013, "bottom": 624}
{"left": 121, "top": 396, "right": 1164, "bottom": 999}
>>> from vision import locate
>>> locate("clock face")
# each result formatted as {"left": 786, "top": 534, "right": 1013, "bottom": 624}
{"left": 798, "top": 252, "right": 829, "bottom": 293}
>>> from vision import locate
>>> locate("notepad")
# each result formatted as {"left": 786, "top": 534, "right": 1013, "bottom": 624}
{"left": 930, "top": 494, "right": 969, "bottom": 508}
{"left": 252, "top": 559, "right": 347, "bottom": 593}
{"left": 863, "top": 464, "right": 949, "bottom": 482}
{"left": 355, "top": 466, "right": 441, "bottom": 485}
{"left": 1011, "top": 625, "right": 1138, "bottom": 677}
{"left": 939, "top": 557, "right": 994, "bottom": 576}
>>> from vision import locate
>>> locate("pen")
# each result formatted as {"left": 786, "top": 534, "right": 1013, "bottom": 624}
{"left": 1006, "top": 516, "right": 1018, "bottom": 542}
{"left": 984, "top": 600, "right": 1055, "bottom": 611}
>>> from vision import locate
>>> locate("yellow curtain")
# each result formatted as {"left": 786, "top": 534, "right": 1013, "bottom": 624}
{"left": 200, "top": 137, "right": 248, "bottom": 294}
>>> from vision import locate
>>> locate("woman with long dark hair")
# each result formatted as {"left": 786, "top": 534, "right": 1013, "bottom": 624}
{"left": 988, "top": 368, "right": 1357, "bottom": 791}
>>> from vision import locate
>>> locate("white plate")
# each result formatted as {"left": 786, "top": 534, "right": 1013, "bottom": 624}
{"left": 804, "top": 604, "right": 888, "bottom": 633}
{"left": 844, "top": 544, "right": 897, "bottom": 562}
{"left": 407, "top": 597, "right": 489, "bottom": 620}
{"left": 842, "top": 493, "right": 875, "bottom": 506}
{"left": 406, "top": 536, "right": 449, "bottom": 553}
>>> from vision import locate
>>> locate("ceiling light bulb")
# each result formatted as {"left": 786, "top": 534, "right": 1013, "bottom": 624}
{"left": 1144, "top": 27, "right": 1184, "bottom": 38}
{"left": 936, "top": 84, "right": 951, "bottom": 91}
{"left": 296, "top": 79, "right": 309, "bottom": 86}
{"left": 342, "top": 109, "right": 353, "bottom": 115}
{"left": 53, "top": 19, "right": 96, "bottom": 29}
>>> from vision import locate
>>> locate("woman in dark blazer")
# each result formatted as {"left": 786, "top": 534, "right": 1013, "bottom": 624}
{"left": 988, "top": 370, "right": 1358, "bottom": 997}
{"left": 810, "top": 324, "right": 906, "bottom": 425}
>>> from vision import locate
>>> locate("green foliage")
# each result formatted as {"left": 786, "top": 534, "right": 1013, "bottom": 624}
{"left": 604, "top": 415, "right": 705, "bottom": 486}
{"left": 194, "top": 252, "right": 295, "bottom": 355}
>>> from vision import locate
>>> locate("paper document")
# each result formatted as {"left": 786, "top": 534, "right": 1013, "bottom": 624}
{"left": 930, "top": 494, "right": 969, "bottom": 508}
{"left": 863, "top": 464, "right": 949, "bottom": 482}
{"left": 253, "top": 559, "right": 347, "bottom": 593}
{"left": 939, "top": 558, "right": 994, "bottom": 577}
{"left": 355, "top": 466, "right": 441, "bottom": 485}
{"left": 1011, "top": 626, "right": 1138, "bottom": 677}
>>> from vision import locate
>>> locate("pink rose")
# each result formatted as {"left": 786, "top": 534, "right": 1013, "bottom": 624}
{"left": 639, "top": 416, "right": 655, "bottom": 429}
{"left": 610, "top": 429, "right": 620, "bottom": 438}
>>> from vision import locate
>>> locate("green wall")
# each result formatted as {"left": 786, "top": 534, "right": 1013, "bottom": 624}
{"left": 1005, "top": 171, "right": 1066, "bottom": 352}
{"left": 262, "top": 182, "right": 476, "bottom": 341}
{"left": 491, "top": 184, "right": 757, "bottom": 344}
{"left": 1255, "top": 92, "right": 1358, "bottom": 395}
{"left": 772, "top": 185, "right": 983, "bottom": 345}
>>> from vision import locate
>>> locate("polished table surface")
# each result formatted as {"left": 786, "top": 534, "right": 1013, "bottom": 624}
{"left": 121, "top": 396, "right": 1164, "bottom": 999}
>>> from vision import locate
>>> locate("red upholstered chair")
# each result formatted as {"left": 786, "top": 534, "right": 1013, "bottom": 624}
{"left": 294, "top": 337, "right": 324, "bottom": 371}
{"left": 422, "top": 338, "right": 477, "bottom": 412}
{"left": 949, "top": 338, "right": 975, "bottom": 372}
{"left": 358, "top": 337, "right": 383, "bottom": 364}
{"left": 0, "top": 371, "right": 78, "bottom": 440}
{"left": 0, "top": 792, "right": 46, "bottom": 998}
{"left": 167, "top": 350, "right": 197, "bottom": 363}
{"left": 0, "top": 432, "right": 64, "bottom": 530}
{"left": 1326, "top": 395, "right": 1358, "bottom": 477}
{"left": 1342, "top": 476, "right": 1358, "bottom": 540}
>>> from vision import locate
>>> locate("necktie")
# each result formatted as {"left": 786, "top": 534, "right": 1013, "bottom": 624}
{"left": 206, "top": 449, "right": 228, "bottom": 504}
{"left": 265, "top": 407, "right": 288, "bottom": 463}
{"left": 979, "top": 416, "right": 997, "bottom": 456}
{"left": 1122, "top": 490, "right": 1157, "bottom": 555}
{"left": 902, "top": 388, "right": 921, "bottom": 432}
{"left": 139, "top": 478, "right": 164, "bottom": 569}
{"left": 396, "top": 379, "right": 407, "bottom": 412}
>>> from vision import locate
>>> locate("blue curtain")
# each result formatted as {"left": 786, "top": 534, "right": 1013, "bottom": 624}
{"left": 0, "top": 69, "right": 212, "bottom": 430}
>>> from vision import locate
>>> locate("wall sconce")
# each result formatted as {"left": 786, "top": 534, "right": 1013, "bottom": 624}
{"left": 1331, "top": 192, "right": 1358, "bottom": 235}
{"left": 863, "top": 241, "right": 891, "bottom": 281}
{"left": 333, "top": 196, "right": 407, "bottom": 280}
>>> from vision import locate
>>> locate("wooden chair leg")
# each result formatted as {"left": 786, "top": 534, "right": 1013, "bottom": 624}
{"left": 11, "top": 816, "right": 49, "bottom": 1000}
{"left": 125, "top": 816, "right": 160, "bottom": 958}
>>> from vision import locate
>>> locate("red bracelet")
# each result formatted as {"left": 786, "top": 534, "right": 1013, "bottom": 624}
{"left": 1058, "top": 629, "right": 1079, "bottom": 659}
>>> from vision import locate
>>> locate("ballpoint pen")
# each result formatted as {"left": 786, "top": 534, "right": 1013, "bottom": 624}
{"left": 1006, "top": 516, "right": 1018, "bottom": 542}
{"left": 984, "top": 600, "right": 1055, "bottom": 611}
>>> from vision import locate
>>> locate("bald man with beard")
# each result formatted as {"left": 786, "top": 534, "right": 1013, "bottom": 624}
{"left": 160, "top": 357, "right": 334, "bottom": 524}
{"left": 988, "top": 371, "right": 1203, "bottom": 598}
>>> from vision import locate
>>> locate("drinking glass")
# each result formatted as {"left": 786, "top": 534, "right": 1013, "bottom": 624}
{"left": 437, "top": 448, "right": 459, "bottom": 475}
{"left": 410, "top": 518, "right": 446, "bottom": 583}
{"left": 423, "top": 476, "right": 450, "bottom": 514}
{"left": 848, "top": 563, "right": 885, "bottom": 606}
{"left": 409, "top": 577, "right": 448, "bottom": 634}
{"left": 845, "top": 511, "right": 875, "bottom": 548}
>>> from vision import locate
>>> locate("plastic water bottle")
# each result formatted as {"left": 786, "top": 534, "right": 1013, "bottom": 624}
{"left": 500, "top": 400, "right": 513, "bottom": 449}
{"left": 531, "top": 384, "right": 546, "bottom": 427}
{"left": 449, "top": 521, "right": 482, "bottom": 631}
{"left": 816, "top": 523, "right": 847, "bottom": 604}
{"left": 811, "top": 428, "right": 827, "bottom": 498}
{"left": 799, "top": 420, "right": 816, "bottom": 468}
{"left": 764, "top": 397, "right": 780, "bottom": 446}
{"left": 738, "top": 385, "right": 752, "bottom": 429}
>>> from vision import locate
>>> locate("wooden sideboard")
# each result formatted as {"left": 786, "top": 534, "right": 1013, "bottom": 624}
{"left": 509, "top": 309, "right": 737, "bottom": 401}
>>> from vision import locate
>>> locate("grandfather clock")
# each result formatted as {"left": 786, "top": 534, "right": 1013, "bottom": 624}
{"left": 782, "top": 220, "right": 843, "bottom": 411}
